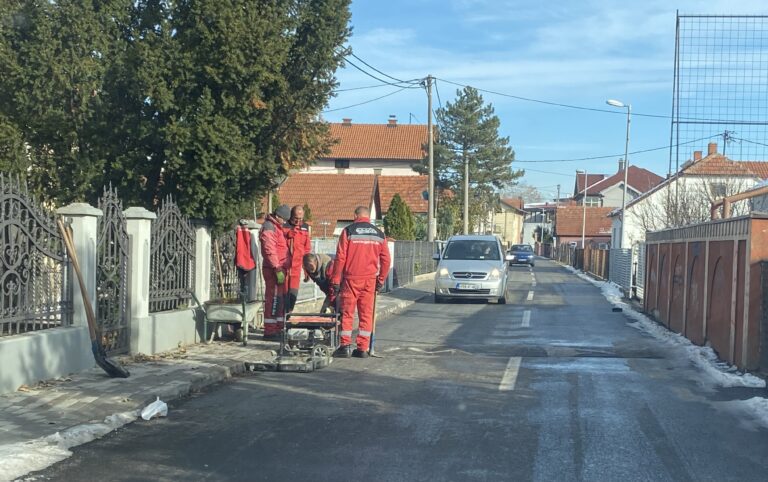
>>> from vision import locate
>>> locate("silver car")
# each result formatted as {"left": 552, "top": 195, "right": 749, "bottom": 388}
{"left": 433, "top": 235, "right": 512, "bottom": 304}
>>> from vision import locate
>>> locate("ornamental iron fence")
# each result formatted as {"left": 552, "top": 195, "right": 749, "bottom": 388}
{"left": 391, "top": 241, "right": 438, "bottom": 289}
{"left": 149, "top": 196, "right": 196, "bottom": 313}
{"left": 0, "top": 174, "right": 71, "bottom": 336}
{"left": 96, "top": 185, "right": 130, "bottom": 354}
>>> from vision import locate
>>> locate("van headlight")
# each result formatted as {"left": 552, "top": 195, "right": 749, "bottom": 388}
{"left": 438, "top": 267, "right": 450, "bottom": 279}
{"left": 488, "top": 268, "right": 501, "bottom": 280}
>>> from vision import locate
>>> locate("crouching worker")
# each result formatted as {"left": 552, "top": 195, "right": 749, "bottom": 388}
{"left": 302, "top": 253, "right": 336, "bottom": 313}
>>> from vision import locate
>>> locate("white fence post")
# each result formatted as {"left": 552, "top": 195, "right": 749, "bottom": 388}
{"left": 56, "top": 203, "right": 102, "bottom": 329}
{"left": 194, "top": 224, "right": 211, "bottom": 304}
{"left": 124, "top": 207, "right": 156, "bottom": 353}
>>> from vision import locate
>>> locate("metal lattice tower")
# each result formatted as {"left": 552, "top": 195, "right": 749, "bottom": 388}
{"left": 670, "top": 13, "right": 768, "bottom": 173}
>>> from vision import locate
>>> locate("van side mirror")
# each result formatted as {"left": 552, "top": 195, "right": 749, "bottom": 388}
{"left": 432, "top": 253, "right": 441, "bottom": 261}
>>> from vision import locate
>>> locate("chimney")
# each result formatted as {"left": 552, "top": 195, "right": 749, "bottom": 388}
{"left": 387, "top": 115, "right": 397, "bottom": 127}
{"left": 693, "top": 150, "right": 702, "bottom": 161}
{"left": 342, "top": 118, "right": 352, "bottom": 126}
{"left": 708, "top": 142, "right": 717, "bottom": 155}
{"left": 618, "top": 158, "right": 626, "bottom": 172}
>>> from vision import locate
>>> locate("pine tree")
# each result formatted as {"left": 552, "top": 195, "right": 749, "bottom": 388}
{"left": 302, "top": 202, "right": 312, "bottom": 222}
{"left": 415, "top": 86, "right": 523, "bottom": 232}
{"left": 383, "top": 194, "right": 415, "bottom": 240}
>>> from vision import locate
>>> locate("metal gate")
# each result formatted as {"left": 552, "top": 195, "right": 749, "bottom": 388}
{"left": 609, "top": 248, "right": 632, "bottom": 293}
{"left": 634, "top": 243, "right": 646, "bottom": 301}
{"left": 96, "top": 185, "right": 129, "bottom": 354}
{"left": 1, "top": 174, "right": 71, "bottom": 336}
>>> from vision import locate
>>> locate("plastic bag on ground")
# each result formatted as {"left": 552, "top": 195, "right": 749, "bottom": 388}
{"left": 140, "top": 397, "right": 168, "bottom": 421}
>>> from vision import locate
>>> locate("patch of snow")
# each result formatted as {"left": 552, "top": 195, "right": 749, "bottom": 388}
{"left": 0, "top": 410, "right": 138, "bottom": 482}
{"left": 734, "top": 397, "right": 768, "bottom": 429}
{"left": 563, "top": 265, "right": 766, "bottom": 389}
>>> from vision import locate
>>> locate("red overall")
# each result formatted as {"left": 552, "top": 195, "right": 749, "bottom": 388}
{"left": 259, "top": 214, "right": 290, "bottom": 336}
{"left": 331, "top": 217, "right": 391, "bottom": 351}
{"left": 283, "top": 221, "right": 311, "bottom": 312}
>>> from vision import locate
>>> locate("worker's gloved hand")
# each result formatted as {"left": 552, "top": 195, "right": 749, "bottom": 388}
{"left": 275, "top": 270, "right": 286, "bottom": 285}
{"left": 332, "top": 284, "right": 340, "bottom": 295}
{"left": 376, "top": 279, "right": 384, "bottom": 292}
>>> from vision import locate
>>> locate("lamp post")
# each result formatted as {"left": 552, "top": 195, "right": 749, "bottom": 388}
{"left": 606, "top": 99, "right": 631, "bottom": 249}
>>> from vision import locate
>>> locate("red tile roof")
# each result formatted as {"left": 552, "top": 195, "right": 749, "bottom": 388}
{"left": 276, "top": 174, "right": 377, "bottom": 227}
{"left": 325, "top": 122, "right": 427, "bottom": 161}
{"left": 378, "top": 176, "right": 428, "bottom": 214}
{"left": 590, "top": 166, "right": 664, "bottom": 194}
{"left": 743, "top": 161, "right": 768, "bottom": 180}
{"left": 684, "top": 154, "right": 758, "bottom": 177}
{"left": 576, "top": 173, "right": 606, "bottom": 195}
{"left": 501, "top": 197, "right": 524, "bottom": 210}
{"left": 555, "top": 206, "right": 613, "bottom": 237}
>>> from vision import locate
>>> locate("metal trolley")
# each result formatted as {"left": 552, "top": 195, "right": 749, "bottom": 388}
{"left": 275, "top": 309, "right": 340, "bottom": 370}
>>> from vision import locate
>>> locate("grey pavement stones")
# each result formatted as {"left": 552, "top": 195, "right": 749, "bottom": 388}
{"left": 0, "top": 280, "right": 433, "bottom": 471}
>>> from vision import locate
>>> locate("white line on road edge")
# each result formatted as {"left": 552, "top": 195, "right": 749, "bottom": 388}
{"left": 499, "top": 357, "right": 522, "bottom": 391}
{"left": 527, "top": 290, "right": 534, "bottom": 301}
{"left": 522, "top": 310, "right": 531, "bottom": 327}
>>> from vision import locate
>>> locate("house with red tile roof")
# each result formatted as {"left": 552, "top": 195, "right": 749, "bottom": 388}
{"left": 610, "top": 142, "right": 766, "bottom": 248}
{"left": 493, "top": 197, "right": 526, "bottom": 246}
{"left": 273, "top": 173, "right": 428, "bottom": 237}
{"left": 554, "top": 206, "right": 614, "bottom": 248}
{"left": 302, "top": 117, "right": 427, "bottom": 176}
{"left": 574, "top": 160, "right": 664, "bottom": 208}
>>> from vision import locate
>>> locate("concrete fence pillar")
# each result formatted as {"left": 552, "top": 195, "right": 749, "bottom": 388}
{"left": 194, "top": 224, "right": 211, "bottom": 304}
{"left": 124, "top": 207, "right": 156, "bottom": 353}
{"left": 56, "top": 203, "right": 102, "bottom": 328}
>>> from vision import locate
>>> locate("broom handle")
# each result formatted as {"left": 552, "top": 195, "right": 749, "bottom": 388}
{"left": 58, "top": 219, "right": 98, "bottom": 341}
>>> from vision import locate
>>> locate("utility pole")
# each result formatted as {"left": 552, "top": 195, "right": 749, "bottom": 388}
{"left": 426, "top": 75, "right": 436, "bottom": 241}
{"left": 463, "top": 152, "right": 469, "bottom": 234}
{"left": 556, "top": 184, "right": 561, "bottom": 207}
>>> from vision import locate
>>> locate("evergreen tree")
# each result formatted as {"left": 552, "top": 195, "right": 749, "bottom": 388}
{"left": 302, "top": 202, "right": 312, "bottom": 222}
{"left": 0, "top": 0, "right": 351, "bottom": 232}
{"left": 415, "top": 86, "right": 522, "bottom": 232}
{"left": 383, "top": 194, "right": 415, "bottom": 240}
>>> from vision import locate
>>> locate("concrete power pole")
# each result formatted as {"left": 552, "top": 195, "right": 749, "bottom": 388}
{"left": 426, "top": 75, "right": 436, "bottom": 241}
{"left": 556, "top": 184, "right": 561, "bottom": 207}
{"left": 463, "top": 153, "right": 469, "bottom": 234}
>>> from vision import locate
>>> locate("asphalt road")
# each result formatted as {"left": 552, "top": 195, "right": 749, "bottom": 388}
{"left": 31, "top": 259, "right": 768, "bottom": 481}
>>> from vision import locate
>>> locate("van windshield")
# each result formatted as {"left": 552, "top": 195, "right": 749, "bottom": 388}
{"left": 442, "top": 240, "right": 500, "bottom": 260}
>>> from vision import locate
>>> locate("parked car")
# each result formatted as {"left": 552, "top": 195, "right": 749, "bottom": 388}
{"left": 433, "top": 235, "right": 513, "bottom": 304}
{"left": 507, "top": 244, "right": 535, "bottom": 267}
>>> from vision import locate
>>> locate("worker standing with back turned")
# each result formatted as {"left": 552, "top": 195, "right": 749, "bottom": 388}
{"left": 331, "top": 206, "right": 391, "bottom": 358}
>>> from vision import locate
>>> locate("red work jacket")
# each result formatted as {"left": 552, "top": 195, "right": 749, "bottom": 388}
{"left": 331, "top": 217, "right": 391, "bottom": 285}
{"left": 283, "top": 221, "right": 312, "bottom": 274}
{"left": 259, "top": 214, "right": 290, "bottom": 270}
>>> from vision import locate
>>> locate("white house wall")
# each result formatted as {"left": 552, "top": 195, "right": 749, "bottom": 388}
{"left": 618, "top": 175, "right": 759, "bottom": 248}
{"left": 306, "top": 159, "right": 419, "bottom": 176}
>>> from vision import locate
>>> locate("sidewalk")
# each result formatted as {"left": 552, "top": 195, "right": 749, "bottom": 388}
{"left": 0, "top": 279, "right": 433, "bottom": 481}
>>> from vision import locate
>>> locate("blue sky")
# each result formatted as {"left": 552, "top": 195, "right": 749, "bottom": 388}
{"left": 323, "top": 0, "right": 768, "bottom": 201}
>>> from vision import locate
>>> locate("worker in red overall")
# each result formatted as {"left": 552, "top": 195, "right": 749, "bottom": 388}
{"left": 331, "top": 206, "right": 391, "bottom": 358}
{"left": 259, "top": 204, "right": 291, "bottom": 339}
{"left": 283, "top": 205, "right": 312, "bottom": 312}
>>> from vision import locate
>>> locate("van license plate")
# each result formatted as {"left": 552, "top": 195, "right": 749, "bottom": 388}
{"left": 456, "top": 283, "right": 476, "bottom": 290}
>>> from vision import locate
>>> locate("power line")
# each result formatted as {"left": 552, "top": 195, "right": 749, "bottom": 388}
{"left": 322, "top": 87, "right": 411, "bottom": 113}
{"left": 434, "top": 78, "right": 443, "bottom": 110}
{"left": 512, "top": 134, "right": 722, "bottom": 163}
{"left": 349, "top": 52, "right": 408, "bottom": 84}
{"left": 341, "top": 55, "right": 421, "bottom": 89}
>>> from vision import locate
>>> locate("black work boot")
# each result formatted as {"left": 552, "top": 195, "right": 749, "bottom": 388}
{"left": 352, "top": 348, "right": 369, "bottom": 359}
{"left": 334, "top": 345, "right": 352, "bottom": 358}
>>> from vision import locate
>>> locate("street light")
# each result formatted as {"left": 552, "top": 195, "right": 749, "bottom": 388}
{"left": 606, "top": 99, "right": 631, "bottom": 249}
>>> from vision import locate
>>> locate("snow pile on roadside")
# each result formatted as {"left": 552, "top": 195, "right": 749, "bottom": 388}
{"left": 0, "top": 410, "right": 138, "bottom": 482}
{"left": 733, "top": 397, "right": 768, "bottom": 429}
{"left": 564, "top": 265, "right": 766, "bottom": 389}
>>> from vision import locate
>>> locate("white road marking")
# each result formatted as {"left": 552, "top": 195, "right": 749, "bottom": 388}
{"left": 527, "top": 290, "right": 534, "bottom": 301}
{"left": 499, "top": 357, "right": 522, "bottom": 391}
{"left": 492, "top": 330, "right": 518, "bottom": 337}
{"left": 532, "top": 281, "right": 537, "bottom": 287}
{"left": 522, "top": 310, "right": 531, "bottom": 328}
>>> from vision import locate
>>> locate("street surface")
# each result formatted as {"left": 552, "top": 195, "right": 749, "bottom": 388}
{"left": 31, "top": 259, "right": 768, "bottom": 481}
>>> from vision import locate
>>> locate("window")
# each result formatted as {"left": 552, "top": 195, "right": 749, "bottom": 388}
{"left": 442, "top": 240, "right": 500, "bottom": 260}
{"left": 580, "top": 196, "right": 600, "bottom": 207}
{"left": 334, "top": 159, "right": 350, "bottom": 169}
